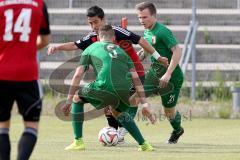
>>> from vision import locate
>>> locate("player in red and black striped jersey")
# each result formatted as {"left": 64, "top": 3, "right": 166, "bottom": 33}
{"left": 0, "top": 0, "right": 50, "bottom": 159}
{"left": 48, "top": 6, "right": 168, "bottom": 149}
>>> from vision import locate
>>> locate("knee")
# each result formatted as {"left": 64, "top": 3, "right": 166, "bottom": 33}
{"left": 24, "top": 121, "right": 39, "bottom": 131}
{"left": 164, "top": 108, "right": 176, "bottom": 120}
{"left": 104, "top": 106, "right": 112, "bottom": 117}
{"left": 0, "top": 121, "right": 10, "bottom": 129}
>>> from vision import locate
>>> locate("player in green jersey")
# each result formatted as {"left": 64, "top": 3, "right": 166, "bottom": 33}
{"left": 61, "top": 25, "right": 156, "bottom": 151}
{"left": 135, "top": 2, "right": 184, "bottom": 144}
{"left": 48, "top": 6, "right": 169, "bottom": 146}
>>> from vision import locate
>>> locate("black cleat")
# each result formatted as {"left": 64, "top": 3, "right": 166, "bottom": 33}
{"left": 166, "top": 127, "right": 184, "bottom": 144}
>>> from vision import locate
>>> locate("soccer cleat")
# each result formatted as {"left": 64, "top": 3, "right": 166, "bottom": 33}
{"left": 64, "top": 138, "right": 85, "bottom": 151}
{"left": 166, "top": 127, "right": 184, "bottom": 144}
{"left": 138, "top": 141, "right": 154, "bottom": 151}
{"left": 117, "top": 137, "right": 125, "bottom": 145}
{"left": 117, "top": 127, "right": 128, "bottom": 144}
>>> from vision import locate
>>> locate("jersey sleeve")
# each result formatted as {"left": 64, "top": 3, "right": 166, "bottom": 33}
{"left": 113, "top": 26, "right": 141, "bottom": 44}
{"left": 39, "top": 1, "right": 50, "bottom": 35}
{"left": 74, "top": 33, "right": 97, "bottom": 50}
{"left": 79, "top": 48, "right": 91, "bottom": 69}
{"left": 159, "top": 27, "right": 178, "bottom": 49}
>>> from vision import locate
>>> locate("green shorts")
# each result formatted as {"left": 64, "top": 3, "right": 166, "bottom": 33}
{"left": 144, "top": 67, "right": 184, "bottom": 108}
{"left": 78, "top": 83, "right": 131, "bottom": 112}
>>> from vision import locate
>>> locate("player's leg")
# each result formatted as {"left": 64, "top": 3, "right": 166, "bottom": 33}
{"left": 64, "top": 95, "right": 85, "bottom": 151}
{"left": 104, "top": 107, "right": 128, "bottom": 144}
{"left": 163, "top": 107, "right": 184, "bottom": 144}
{"left": 0, "top": 121, "right": 11, "bottom": 160}
{"left": 66, "top": 83, "right": 119, "bottom": 150}
{"left": 161, "top": 76, "right": 184, "bottom": 144}
{"left": 105, "top": 107, "right": 121, "bottom": 130}
{"left": 116, "top": 75, "right": 145, "bottom": 143}
{"left": 0, "top": 81, "right": 15, "bottom": 160}
{"left": 111, "top": 106, "right": 153, "bottom": 151}
{"left": 15, "top": 81, "right": 42, "bottom": 160}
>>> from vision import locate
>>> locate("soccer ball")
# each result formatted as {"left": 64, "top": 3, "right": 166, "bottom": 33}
{"left": 98, "top": 127, "right": 119, "bottom": 146}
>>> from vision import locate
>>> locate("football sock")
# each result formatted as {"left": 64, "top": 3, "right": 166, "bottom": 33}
{"left": 127, "top": 106, "right": 138, "bottom": 119}
{"left": 106, "top": 115, "right": 120, "bottom": 130}
{"left": 117, "top": 112, "right": 145, "bottom": 145}
{"left": 106, "top": 106, "right": 138, "bottom": 129}
{"left": 71, "top": 102, "right": 84, "bottom": 140}
{"left": 117, "top": 106, "right": 138, "bottom": 128}
{"left": 17, "top": 128, "right": 37, "bottom": 160}
{"left": 0, "top": 128, "right": 10, "bottom": 160}
{"left": 169, "top": 110, "right": 182, "bottom": 132}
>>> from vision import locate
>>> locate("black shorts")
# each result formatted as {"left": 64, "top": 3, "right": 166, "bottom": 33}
{"left": 130, "top": 75, "right": 145, "bottom": 96}
{"left": 0, "top": 80, "right": 42, "bottom": 122}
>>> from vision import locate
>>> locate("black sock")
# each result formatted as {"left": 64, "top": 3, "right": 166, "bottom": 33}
{"left": 0, "top": 128, "right": 10, "bottom": 160}
{"left": 106, "top": 115, "right": 120, "bottom": 130}
{"left": 118, "top": 123, "right": 123, "bottom": 127}
{"left": 17, "top": 128, "right": 37, "bottom": 160}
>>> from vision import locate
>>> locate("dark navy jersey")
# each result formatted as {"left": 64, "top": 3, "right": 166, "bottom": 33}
{"left": 74, "top": 25, "right": 141, "bottom": 50}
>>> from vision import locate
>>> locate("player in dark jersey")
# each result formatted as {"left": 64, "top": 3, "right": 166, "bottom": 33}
{"left": 0, "top": 0, "right": 50, "bottom": 159}
{"left": 48, "top": 5, "right": 168, "bottom": 148}
{"left": 61, "top": 24, "right": 155, "bottom": 151}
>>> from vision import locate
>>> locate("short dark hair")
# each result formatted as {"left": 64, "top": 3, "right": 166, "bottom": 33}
{"left": 98, "top": 24, "right": 115, "bottom": 40}
{"left": 135, "top": 2, "right": 157, "bottom": 16}
{"left": 86, "top": 5, "right": 105, "bottom": 19}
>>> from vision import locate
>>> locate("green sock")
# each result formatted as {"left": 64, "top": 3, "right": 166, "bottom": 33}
{"left": 169, "top": 111, "right": 182, "bottom": 132}
{"left": 118, "top": 106, "right": 138, "bottom": 127}
{"left": 71, "top": 102, "right": 84, "bottom": 140}
{"left": 117, "top": 112, "right": 145, "bottom": 145}
{"left": 127, "top": 106, "right": 138, "bottom": 119}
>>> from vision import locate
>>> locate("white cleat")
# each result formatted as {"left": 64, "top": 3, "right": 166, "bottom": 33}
{"left": 117, "top": 127, "right": 128, "bottom": 144}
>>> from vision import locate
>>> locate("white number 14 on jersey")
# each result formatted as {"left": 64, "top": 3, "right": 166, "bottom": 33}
{"left": 3, "top": 8, "right": 32, "bottom": 42}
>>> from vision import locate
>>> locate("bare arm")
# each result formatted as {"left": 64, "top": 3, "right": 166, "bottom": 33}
{"left": 138, "top": 37, "right": 155, "bottom": 54}
{"left": 129, "top": 68, "right": 156, "bottom": 124}
{"left": 166, "top": 45, "right": 182, "bottom": 75}
{"left": 61, "top": 65, "right": 85, "bottom": 116}
{"left": 67, "top": 66, "right": 85, "bottom": 102}
{"left": 48, "top": 42, "right": 79, "bottom": 55}
{"left": 37, "top": 35, "right": 50, "bottom": 50}
{"left": 138, "top": 37, "right": 169, "bottom": 67}
{"left": 159, "top": 45, "right": 182, "bottom": 88}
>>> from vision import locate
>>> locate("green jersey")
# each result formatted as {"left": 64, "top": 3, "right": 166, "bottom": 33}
{"left": 143, "top": 22, "right": 184, "bottom": 108}
{"left": 143, "top": 22, "right": 182, "bottom": 78}
{"left": 79, "top": 41, "right": 134, "bottom": 92}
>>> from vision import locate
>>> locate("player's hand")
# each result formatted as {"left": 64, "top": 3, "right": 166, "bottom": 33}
{"left": 160, "top": 72, "right": 171, "bottom": 88}
{"left": 47, "top": 45, "right": 58, "bottom": 55}
{"left": 157, "top": 56, "right": 169, "bottom": 67}
{"left": 61, "top": 103, "right": 71, "bottom": 116}
{"left": 141, "top": 103, "right": 156, "bottom": 124}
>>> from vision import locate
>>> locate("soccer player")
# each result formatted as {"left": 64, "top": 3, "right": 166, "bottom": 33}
{"left": 0, "top": 0, "right": 50, "bottom": 160}
{"left": 61, "top": 24, "right": 155, "bottom": 151}
{"left": 135, "top": 2, "right": 184, "bottom": 144}
{"left": 48, "top": 5, "right": 168, "bottom": 147}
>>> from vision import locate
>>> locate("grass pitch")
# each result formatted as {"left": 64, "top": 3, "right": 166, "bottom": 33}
{"left": 9, "top": 116, "right": 240, "bottom": 160}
